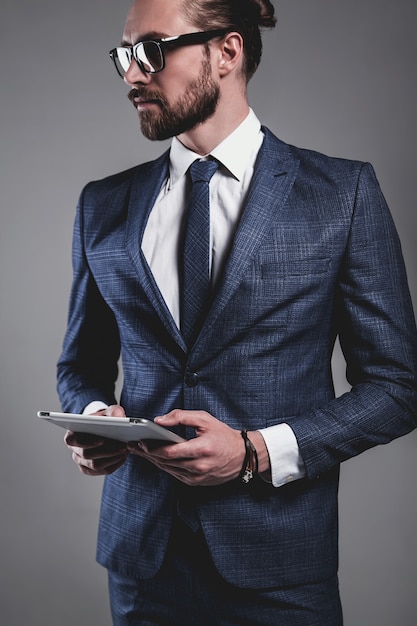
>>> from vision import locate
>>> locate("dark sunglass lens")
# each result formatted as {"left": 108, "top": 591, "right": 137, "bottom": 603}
{"left": 139, "top": 41, "right": 164, "bottom": 73}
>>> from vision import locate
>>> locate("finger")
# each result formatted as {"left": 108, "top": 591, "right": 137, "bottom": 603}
{"left": 64, "top": 430, "right": 105, "bottom": 448}
{"left": 129, "top": 445, "right": 208, "bottom": 480}
{"left": 71, "top": 436, "right": 128, "bottom": 459}
{"left": 75, "top": 453, "right": 128, "bottom": 476}
{"left": 154, "top": 409, "right": 211, "bottom": 430}
{"left": 105, "top": 405, "right": 126, "bottom": 417}
{"left": 127, "top": 451, "right": 191, "bottom": 483}
{"left": 127, "top": 439, "right": 195, "bottom": 461}
{"left": 126, "top": 442, "right": 227, "bottom": 486}
{"left": 70, "top": 445, "right": 126, "bottom": 462}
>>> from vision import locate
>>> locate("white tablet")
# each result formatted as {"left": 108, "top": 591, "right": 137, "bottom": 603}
{"left": 37, "top": 411, "right": 185, "bottom": 443}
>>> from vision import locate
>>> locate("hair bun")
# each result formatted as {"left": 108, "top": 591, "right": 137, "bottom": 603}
{"left": 249, "top": 0, "right": 277, "bottom": 28}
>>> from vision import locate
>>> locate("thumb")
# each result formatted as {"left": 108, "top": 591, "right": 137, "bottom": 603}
{"left": 106, "top": 404, "right": 126, "bottom": 418}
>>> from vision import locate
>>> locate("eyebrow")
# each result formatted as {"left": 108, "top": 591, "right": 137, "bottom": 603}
{"left": 120, "top": 31, "right": 170, "bottom": 46}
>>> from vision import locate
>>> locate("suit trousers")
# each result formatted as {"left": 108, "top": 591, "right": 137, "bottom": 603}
{"left": 107, "top": 515, "right": 343, "bottom": 626}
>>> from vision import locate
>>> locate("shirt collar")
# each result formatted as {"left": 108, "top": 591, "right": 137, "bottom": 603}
{"left": 168, "top": 109, "right": 262, "bottom": 187}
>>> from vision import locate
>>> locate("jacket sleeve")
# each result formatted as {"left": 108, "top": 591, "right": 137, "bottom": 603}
{"left": 290, "top": 163, "right": 417, "bottom": 479}
{"left": 57, "top": 187, "right": 121, "bottom": 413}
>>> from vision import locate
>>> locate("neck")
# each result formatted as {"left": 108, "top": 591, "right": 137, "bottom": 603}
{"left": 177, "top": 94, "right": 250, "bottom": 156}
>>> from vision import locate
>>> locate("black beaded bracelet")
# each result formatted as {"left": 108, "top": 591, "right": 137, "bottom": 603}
{"left": 239, "top": 430, "right": 259, "bottom": 483}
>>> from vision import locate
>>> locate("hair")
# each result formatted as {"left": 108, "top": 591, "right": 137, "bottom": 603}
{"left": 181, "top": 0, "right": 276, "bottom": 81}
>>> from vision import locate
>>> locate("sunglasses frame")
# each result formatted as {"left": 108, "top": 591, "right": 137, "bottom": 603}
{"left": 109, "top": 29, "right": 230, "bottom": 77}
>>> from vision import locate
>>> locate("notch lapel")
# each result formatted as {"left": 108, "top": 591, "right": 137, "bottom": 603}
{"left": 125, "top": 151, "right": 186, "bottom": 347}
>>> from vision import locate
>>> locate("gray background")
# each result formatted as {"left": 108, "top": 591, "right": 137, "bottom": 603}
{"left": 1, "top": 0, "right": 416, "bottom": 624}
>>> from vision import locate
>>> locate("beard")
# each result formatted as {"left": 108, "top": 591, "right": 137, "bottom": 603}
{"left": 128, "top": 55, "right": 220, "bottom": 141}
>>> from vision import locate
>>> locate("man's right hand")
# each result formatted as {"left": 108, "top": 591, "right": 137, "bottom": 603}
{"left": 64, "top": 405, "right": 129, "bottom": 476}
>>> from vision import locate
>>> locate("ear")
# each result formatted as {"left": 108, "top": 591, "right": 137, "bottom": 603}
{"left": 216, "top": 32, "right": 244, "bottom": 77}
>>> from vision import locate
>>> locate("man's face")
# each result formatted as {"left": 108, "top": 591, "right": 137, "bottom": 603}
{"left": 128, "top": 52, "right": 220, "bottom": 141}
{"left": 123, "top": 0, "right": 220, "bottom": 141}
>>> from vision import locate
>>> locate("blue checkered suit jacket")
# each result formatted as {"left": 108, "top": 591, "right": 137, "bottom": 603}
{"left": 57, "top": 128, "right": 417, "bottom": 587}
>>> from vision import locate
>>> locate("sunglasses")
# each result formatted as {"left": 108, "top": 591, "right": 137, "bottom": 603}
{"left": 109, "top": 29, "right": 229, "bottom": 78}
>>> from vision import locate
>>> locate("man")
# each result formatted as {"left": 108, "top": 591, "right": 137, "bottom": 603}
{"left": 58, "top": 0, "right": 417, "bottom": 624}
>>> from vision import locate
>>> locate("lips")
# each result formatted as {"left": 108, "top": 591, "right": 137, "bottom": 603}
{"left": 128, "top": 89, "right": 163, "bottom": 110}
{"left": 135, "top": 98, "right": 159, "bottom": 110}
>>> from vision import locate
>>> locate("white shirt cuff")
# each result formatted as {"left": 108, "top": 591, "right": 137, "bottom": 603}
{"left": 258, "top": 423, "right": 306, "bottom": 488}
{"left": 82, "top": 401, "right": 108, "bottom": 415}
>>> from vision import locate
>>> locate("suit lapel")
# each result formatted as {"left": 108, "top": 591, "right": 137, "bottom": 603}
{"left": 198, "top": 129, "right": 300, "bottom": 344}
{"left": 125, "top": 151, "right": 186, "bottom": 347}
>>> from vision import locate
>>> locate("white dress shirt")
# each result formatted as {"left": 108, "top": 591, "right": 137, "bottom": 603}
{"left": 86, "top": 110, "right": 305, "bottom": 488}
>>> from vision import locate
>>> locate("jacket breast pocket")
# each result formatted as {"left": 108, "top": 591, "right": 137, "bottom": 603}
{"left": 258, "top": 257, "right": 333, "bottom": 328}
{"left": 260, "top": 257, "right": 331, "bottom": 280}
{"left": 224, "top": 256, "right": 333, "bottom": 338}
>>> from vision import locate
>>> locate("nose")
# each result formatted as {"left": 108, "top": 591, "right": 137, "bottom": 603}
{"left": 123, "top": 58, "right": 152, "bottom": 86}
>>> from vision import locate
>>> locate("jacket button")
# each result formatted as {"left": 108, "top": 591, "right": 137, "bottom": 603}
{"left": 185, "top": 372, "right": 199, "bottom": 387}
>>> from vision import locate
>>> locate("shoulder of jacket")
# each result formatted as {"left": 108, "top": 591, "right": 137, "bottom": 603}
{"left": 262, "top": 126, "right": 367, "bottom": 176}
{"left": 81, "top": 149, "right": 170, "bottom": 199}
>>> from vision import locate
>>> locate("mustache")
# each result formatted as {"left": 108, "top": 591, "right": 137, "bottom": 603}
{"left": 127, "top": 88, "right": 167, "bottom": 107}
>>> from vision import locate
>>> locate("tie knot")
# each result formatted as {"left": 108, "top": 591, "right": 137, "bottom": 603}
{"left": 189, "top": 158, "right": 219, "bottom": 184}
